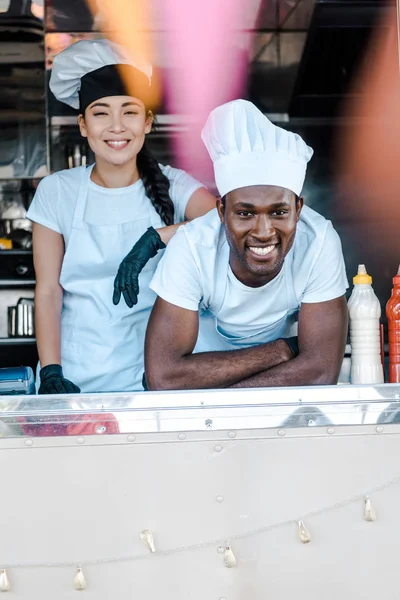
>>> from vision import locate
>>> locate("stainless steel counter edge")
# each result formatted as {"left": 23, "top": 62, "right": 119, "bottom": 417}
{"left": 1, "top": 383, "right": 400, "bottom": 439}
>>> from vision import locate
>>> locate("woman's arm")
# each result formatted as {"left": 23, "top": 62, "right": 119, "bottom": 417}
{"left": 156, "top": 187, "right": 216, "bottom": 244}
{"left": 113, "top": 188, "right": 217, "bottom": 307}
{"left": 33, "top": 222, "right": 64, "bottom": 367}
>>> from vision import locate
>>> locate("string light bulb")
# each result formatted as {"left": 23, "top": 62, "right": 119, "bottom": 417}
{"left": 364, "top": 496, "right": 377, "bottom": 522}
{"left": 223, "top": 545, "right": 237, "bottom": 568}
{"left": 140, "top": 529, "right": 156, "bottom": 553}
{"left": 297, "top": 520, "right": 311, "bottom": 544}
{"left": 0, "top": 568, "right": 10, "bottom": 592}
{"left": 73, "top": 566, "right": 86, "bottom": 591}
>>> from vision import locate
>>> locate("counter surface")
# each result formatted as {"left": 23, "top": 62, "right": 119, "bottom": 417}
{"left": 1, "top": 383, "right": 400, "bottom": 439}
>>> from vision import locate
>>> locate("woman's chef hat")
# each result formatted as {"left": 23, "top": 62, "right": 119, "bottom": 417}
{"left": 201, "top": 99, "right": 313, "bottom": 197}
{"left": 50, "top": 39, "right": 153, "bottom": 113}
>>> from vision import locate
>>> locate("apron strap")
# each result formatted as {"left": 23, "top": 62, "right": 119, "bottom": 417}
{"left": 284, "top": 248, "right": 300, "bottom": 308}
{"left": 72, "top": 166, "right": 94, "bottom": 228}
{"left": 283, "top": 248, "right": 300, "bottom": 337}
{"left": 206, "top": 227, "right": 230, "bottom": 315}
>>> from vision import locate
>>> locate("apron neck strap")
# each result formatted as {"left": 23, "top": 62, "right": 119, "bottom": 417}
{"left": 72, "top": 165, "right": 94, "bottom": 227}
{"left": 207, "top": 227, "right": 230, "bottom": 315}
{"left": 283, "top": 247, "right": 299, "bottom": 307}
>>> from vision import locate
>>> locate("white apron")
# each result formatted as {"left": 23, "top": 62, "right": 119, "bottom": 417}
{"left": 49, "top": 166, "right": 163, "bottom": 393}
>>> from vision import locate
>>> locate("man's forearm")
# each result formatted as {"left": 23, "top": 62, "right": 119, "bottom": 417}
{"left": 147, "top": 339, "right": 293, "bottom": 390}
{"left": 230, "top": 298, "right": 348, "bottom": 388}
{"left": 230, "top": 352, "right": 339, "bottom": 388}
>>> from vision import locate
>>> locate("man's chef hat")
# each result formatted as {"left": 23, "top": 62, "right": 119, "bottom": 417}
{"left": 50, "top": 39, "right": 153, "bottom": 113}
{"left": 201, "top": 99, "right": 313, "bottom": 197}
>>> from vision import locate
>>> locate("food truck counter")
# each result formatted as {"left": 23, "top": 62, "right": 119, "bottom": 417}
{"left": 1, "top": 384, "right": 400, "bottom": 599}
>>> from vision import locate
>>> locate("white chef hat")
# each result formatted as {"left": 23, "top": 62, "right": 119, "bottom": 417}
{"left": 201, "top": 99, "right": 313, "bottom": 197}
{"left": 50, "top": 39, "right": 153, "bottom": 113}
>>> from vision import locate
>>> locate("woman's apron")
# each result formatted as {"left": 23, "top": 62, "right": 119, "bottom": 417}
{"left": 39, "top": 166, "right": 164, "bottom": 393}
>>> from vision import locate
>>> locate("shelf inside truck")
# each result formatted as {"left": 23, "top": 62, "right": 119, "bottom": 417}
{"left": 0, "top": 280, "right": 35, "bottom": 288}
{"left": 0, "top": 337, "right": 36, "bottom": 345}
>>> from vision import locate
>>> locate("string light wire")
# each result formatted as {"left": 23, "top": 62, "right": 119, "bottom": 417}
{"left": 1, "top": 473, "right": 399, "bottom": 570}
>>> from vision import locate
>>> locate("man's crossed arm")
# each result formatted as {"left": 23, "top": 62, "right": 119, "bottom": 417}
{"left": 144, "top": 296, "right": 348, "bottom": 390}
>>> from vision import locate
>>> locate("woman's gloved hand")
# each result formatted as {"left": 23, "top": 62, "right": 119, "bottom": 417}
{"left": 283, "top": 336, "right": 299, "bottom": 357}
{"left": 38, "top": 364, "right": 81, "bottom": 395}
{"left": 113, "top": 227, "right": 166, "bottom": 308}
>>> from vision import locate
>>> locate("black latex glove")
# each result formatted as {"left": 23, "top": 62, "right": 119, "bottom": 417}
{"left": 38, "top": 364, "right": 81, "bottom": 395}
{"left": 142, "top": 372, "right": 148, "bottom": 391}
{"left": 113, "top": 227, "right": 166, "bottom": 308}
{"left": 283, "top": 336, "right": 299, "bottom": 358}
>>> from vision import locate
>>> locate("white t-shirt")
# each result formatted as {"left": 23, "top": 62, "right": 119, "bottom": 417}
{"left": 150, "top": 206, "right": 349, "bottom": 350}
{"left": 27, "top": 164, "right": 203, "bottom": 243}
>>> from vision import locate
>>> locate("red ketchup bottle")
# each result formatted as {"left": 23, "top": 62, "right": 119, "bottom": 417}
{"left": 386, "top": 266, "right": 400, "bottom": 382}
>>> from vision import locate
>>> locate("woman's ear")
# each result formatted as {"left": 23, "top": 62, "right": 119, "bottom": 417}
{"left": 145, "top": 110, "right": 154, "bottom": 135}
{"left": 78, "top": 114, "right": 87, "bottom": 138}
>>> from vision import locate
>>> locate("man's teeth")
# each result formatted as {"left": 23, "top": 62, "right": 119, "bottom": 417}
{"left": 106, "top": 140, "right": 128, "bottom": 147}
{"left": 249, "top": 245, "right": 275, "bottom": 256}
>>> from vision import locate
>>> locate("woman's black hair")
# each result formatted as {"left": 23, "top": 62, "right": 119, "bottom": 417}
{"left": 136, "top": 138, "right": 175, "bottom": 227}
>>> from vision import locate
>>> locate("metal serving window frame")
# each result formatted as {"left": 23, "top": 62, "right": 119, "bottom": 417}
{"left": 1, "top": 383, "right": 400, "bottom": 440}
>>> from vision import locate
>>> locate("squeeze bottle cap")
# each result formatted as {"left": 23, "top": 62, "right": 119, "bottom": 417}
{"left": 353, "top": 264, "right": 372, "bottom": 285}
{"left": 393, "top": 265, "right": 400, "bottom": 285}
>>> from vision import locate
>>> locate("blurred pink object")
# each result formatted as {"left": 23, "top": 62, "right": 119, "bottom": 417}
{"left": 18, "top": 413, "right": 120, "bottom": 437}
{"left": 338, "top": 7, "right": 400, "bottom": 210}
{"left": 161, "top": 0, "right": 261, "bottom": 183}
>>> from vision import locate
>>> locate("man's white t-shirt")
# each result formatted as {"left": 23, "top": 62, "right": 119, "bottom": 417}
{"left": 150, "top": 206, "right": 348, "bottom": 350}
{"left": 27, "top": 164, "right": 202, "bottom": 243}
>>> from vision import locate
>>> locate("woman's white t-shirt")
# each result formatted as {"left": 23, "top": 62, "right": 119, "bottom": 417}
{"left": 27, "top": 164, "right": 203, "bottom": 241}
{"left": 27, "top": 163, "right": 204, "bottom": 391}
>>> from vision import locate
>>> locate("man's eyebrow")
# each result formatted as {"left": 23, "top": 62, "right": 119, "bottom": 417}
{"left": 232, "top": 201, "right": 291, "bottom": 209}
{"left": 269, "top": 202, "right": 291, "bottom": 209}
{"left": 232, "top": 202, "right": 256, "bottom": 209}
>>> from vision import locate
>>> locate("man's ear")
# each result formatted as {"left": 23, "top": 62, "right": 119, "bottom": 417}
{"left": 216, "top": 197, "right": 225, "bottom": 223}
{"left": 296, "top": 195, "right": 304, "bottom": 221}
{"left": 78, "top": 114, "right": 87, "bottom": 138}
